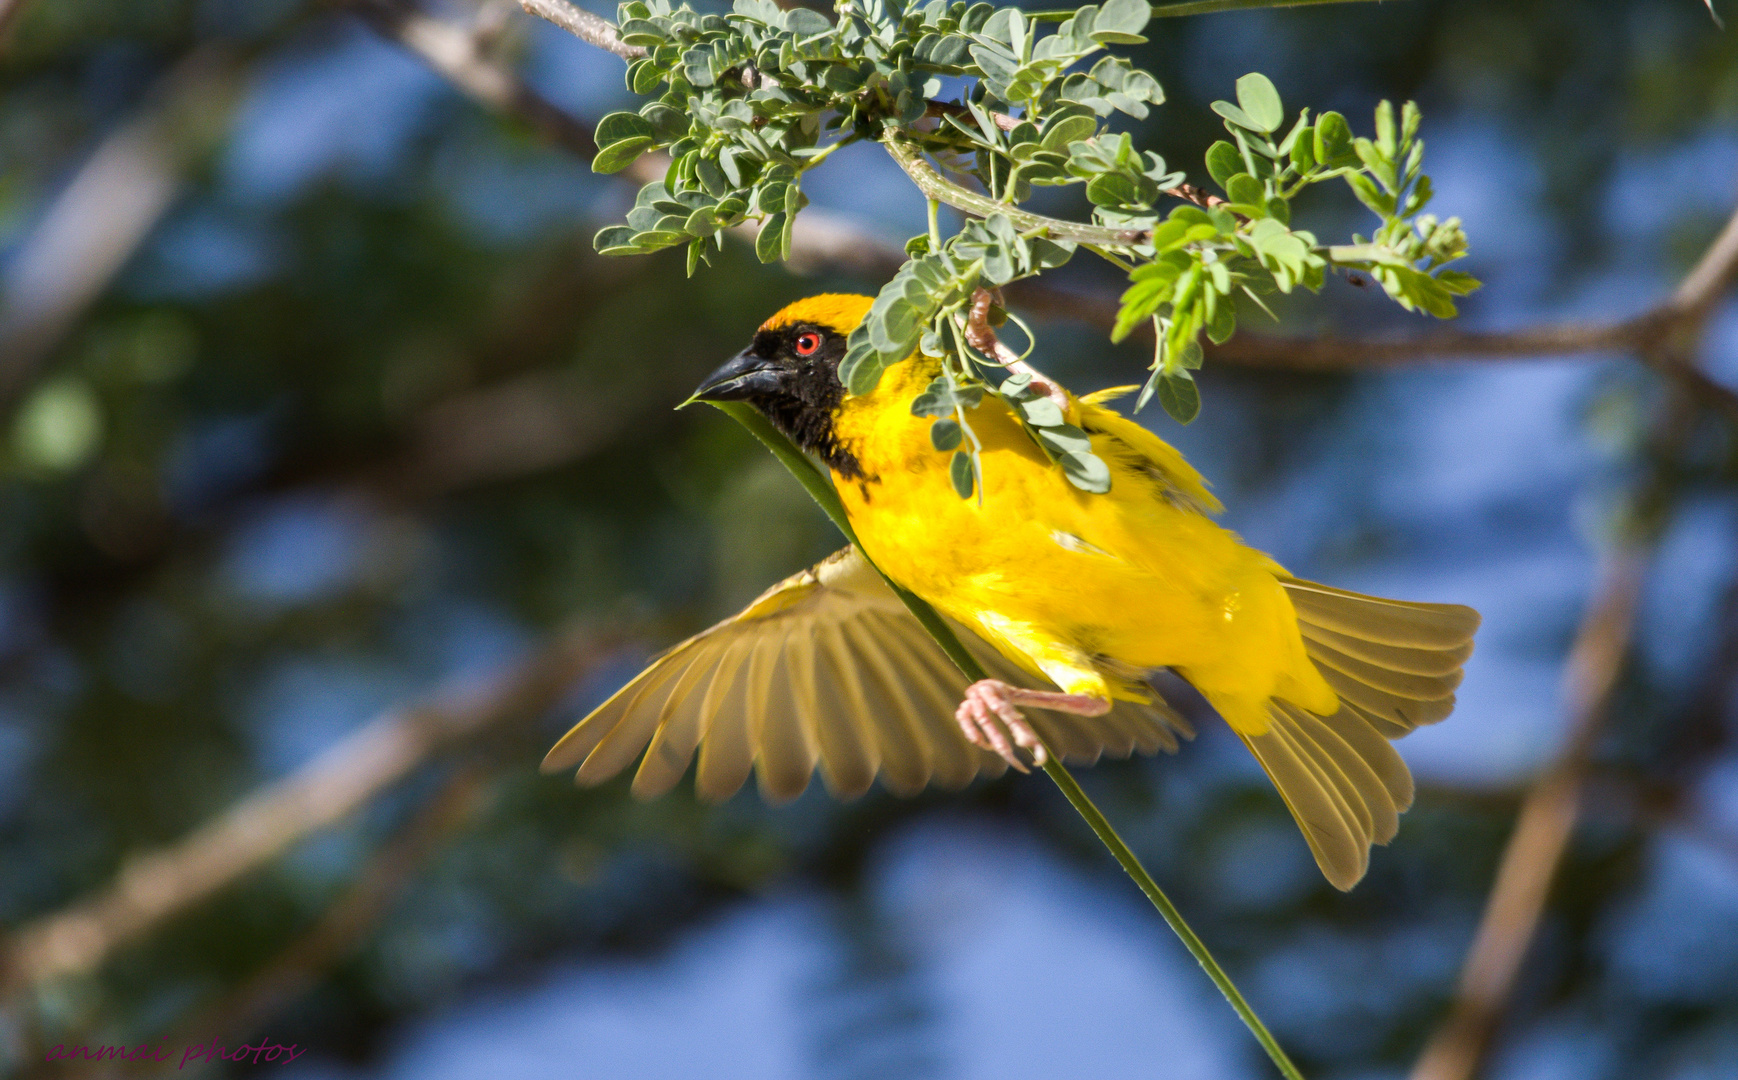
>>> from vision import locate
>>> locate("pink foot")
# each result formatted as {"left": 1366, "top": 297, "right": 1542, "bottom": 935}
{"left": 954, "top": 680, "right": 1111, "bottom": 772}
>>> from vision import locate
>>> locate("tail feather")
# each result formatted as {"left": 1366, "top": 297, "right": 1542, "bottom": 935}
{"left": 1297, "top": 620, "right": 1472, "bottom": 677}
{"left": 1282, "top": 578, "right": 1480, "bottom": 651}
{"left": 1305, "top": 635, "right": 1463, "bottom": 701}
{"left": 1242, "top": 579, "right": 1480, "bottom": 889}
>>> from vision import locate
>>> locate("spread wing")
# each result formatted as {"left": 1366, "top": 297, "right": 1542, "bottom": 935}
{"left": 543, "top": 546, "right": 1192, "bottom": 802}
{"left": 1075, "top": 388, "right": 1223, "bottom": 514}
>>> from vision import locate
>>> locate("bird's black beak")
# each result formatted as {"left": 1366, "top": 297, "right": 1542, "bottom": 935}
{"left": 690, "top": 348, "right": 787, "bottom": 403}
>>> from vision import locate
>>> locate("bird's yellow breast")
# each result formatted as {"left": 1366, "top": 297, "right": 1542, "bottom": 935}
{"left": 828, "top": 352, "right": 1339, "bottom": 731}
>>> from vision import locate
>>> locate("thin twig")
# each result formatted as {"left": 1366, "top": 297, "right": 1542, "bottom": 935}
{"left": 0, "top": 630, "right": 603, "bottom": 999}
{"left": 1010, "top": 274, "right": 1738, "bottom": 424}
{"left": 884, "top": 135, "right": 1150, "bottom": 246}
{"left": 1666, "top": 199, "right": 1738, "bottom": 316}
{"left": 964, "top": 286, "right": 1070, "bottom": 412}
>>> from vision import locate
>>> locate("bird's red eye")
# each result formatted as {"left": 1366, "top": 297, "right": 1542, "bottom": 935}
{"left": 793, "top": 331, "right": 822, "bottom": 357}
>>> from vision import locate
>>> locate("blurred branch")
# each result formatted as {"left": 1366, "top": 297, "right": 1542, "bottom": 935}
{"left": 0, "top": 47, "right": 243, "bottom": 421}
{"left": 393, "top": 366, "right": 660, "bottom": 493}
{"left": 1407, "top": 550, "right": 1650, "bottom": 1080}
{"left": 1407, "top": 203, "right": 1738, "bottom": 1077}
{"left": 1029, "top": 261, "right": 1738, "bottom": 425}
{"left": 0, "top": 629, "right": 605, "bottom": 1000}
{"left": 162, "top": 767, "right": 490, "bottom": 1068}
{"left": 348, "top": 0, "right": 598, "bottom": 156}
{"left": 0, "top": 0, "right": 34, "bottom": 48}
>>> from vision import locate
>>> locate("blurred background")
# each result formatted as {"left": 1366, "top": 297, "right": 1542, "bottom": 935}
{"left": 1, "top": 0, "right": 1735, "bottom": 1077}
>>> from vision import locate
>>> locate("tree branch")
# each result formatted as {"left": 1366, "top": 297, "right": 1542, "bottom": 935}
{"left": 160, "top": 768, "right": 489, "bottom": 1057}
{"left": 0, "top": 46, "right": 242, "bottom": 420}
{"left": 1406, "top": 262, "right": 1733, "bottom": 1078}
{"left": 0, "top": 0, "right": 35, "bottom": 48}
{"left": 351, "top": 0, "right": 599, "bottom": 156}
{"left": 480, "top": 0, "right": 1738, "bottom": 419}
{"left": 518, "top": 0, "right": 645, "bottom": 59}
{"left": 0, "top": 629, "right": 606, "bottom": 999}
{"left": 1407, "top": 550, "right": 1650, "bottom": 1080}
{"left": 883, "top": 135, "right": 1149, "bottom": 245}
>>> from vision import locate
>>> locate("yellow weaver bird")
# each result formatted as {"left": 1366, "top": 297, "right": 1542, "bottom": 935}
{"left": 545, "top": 294, "right": 1479, "bottom": 889}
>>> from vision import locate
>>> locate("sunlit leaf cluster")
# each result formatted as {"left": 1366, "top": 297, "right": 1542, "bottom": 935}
{"left": 589, "top": 0, "right": 1481, "bottom": 493}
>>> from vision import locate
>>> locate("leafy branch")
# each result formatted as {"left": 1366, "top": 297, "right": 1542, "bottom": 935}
{"left": 584, "top": 0, "right": 1479, "bottom": 492}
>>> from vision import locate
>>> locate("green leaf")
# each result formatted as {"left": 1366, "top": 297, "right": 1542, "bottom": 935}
{"left": 683, "top": 47, "right": 717, "bottom": 87}
{"left": 1234, "top": 73, "right": 1283, "bottom": 133}
{"left": 617, "top": 19, "right": 668, "bottom": 46}
{"left": 910, "top": 377, "right": 954, "bottom": 417}
{"left": 1205, "top": 141, "right": 1242, "bottom": 190}
{"left": 931, "top": 417, "right": 963, "bottom": 451}
{"left": 1211, "top": 100, "right": 1263, "bottom": 134}
{"left": 1057, "top": 449, "right": 1112, "bottom": 493}
{"left": 640, "top": 102, "right": 687, "bottom": 140}
{"left": 695, "top": 158, "right": 729, "bottom": 198}
{"left": 1041, "top": 114, "right": 1097, "bottom": 151}
{"left": 593, "top": 136, "right": 657, "bottom": 174}
{"left": 839, "top": 339, "right": 885, "bottom": 395}
{"left": 1206, "top": 293, "right": 1236, "bottom": 344}
{"left": 1085, "top": 172, "right": 1155, "bottom": 208}
{"left": 627, "top": 59, "right": 661, "bottom": 95}
{"left": 684, "top": 206, "right": 720, "bottom": 236}
{"left": 784, "top": 7, "right": 832, "bottom": 35}
{"left": 1034, "top": 423, "right": 1093, "bottom": 456}
{"left": 1436, "top": 269, "right": 1482, "bottom": 294}
{"left": 1018, "top": 395, "right": 1065, "bottom": 427}
{"left": 630, "top": 229, "right": 687, "bottom": 251}
{"left": 1374, "top": 98, "right": 1396, "bottom": 158}
{"left": 1155, "top": 371, "right": 1200, "bottom": 424}
{"left": 593, "top": 225, "right": 642, "bottom": 256}
{"left": 1226, "top": 172, "right": 1263, "bottom": 206}
{"left": 755, "top": 182, "right": 788, "bottom": 214}
{"left": 1346, "top": 172, "right": 1393, "bottom": 215}
{"left": 1313, "top": 111, "right": 1355, "bottom": 167}
{"left": 1092, "top": 0, "right": 1151, "bottom": 42}
{"left": 755, "top": 213, "right": 787, "bottom": 263}
{"left": 596, "top": 111, "right": 655, "bottom": 148}
{"left": 950, "top": 450, "right": 975, "bottom": 498}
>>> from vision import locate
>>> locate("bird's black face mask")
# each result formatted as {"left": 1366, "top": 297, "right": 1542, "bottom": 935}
{"left": 692, "top": 321, "right": 863, "bottom": 478}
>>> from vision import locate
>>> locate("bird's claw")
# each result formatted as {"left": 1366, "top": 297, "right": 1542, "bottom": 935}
{"left": 955, "top": 680, "right": 1049, "bottom": 772}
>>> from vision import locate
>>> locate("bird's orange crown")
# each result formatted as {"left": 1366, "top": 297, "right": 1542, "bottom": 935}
{"left": 760, "top": 294, "right": 874, "bottom": 337}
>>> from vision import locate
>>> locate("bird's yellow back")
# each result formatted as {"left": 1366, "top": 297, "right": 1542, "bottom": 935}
{"left": 829, "top": 346, "right": 1339, "bottom": 735}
